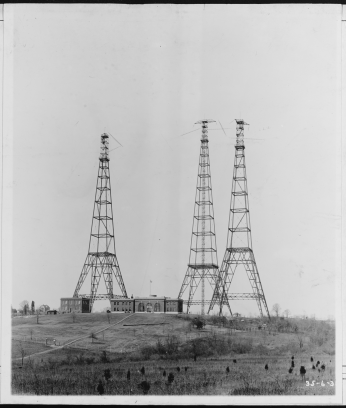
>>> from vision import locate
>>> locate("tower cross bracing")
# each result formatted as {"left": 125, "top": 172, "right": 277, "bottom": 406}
{"left": 178, "top": 120, "right": 220, "bottom": 314}
{"left": 73, "top": 133, "right": 127, "bottom": 311}
{"left": 209, "top": 120, "right": 270, "bottom": 318}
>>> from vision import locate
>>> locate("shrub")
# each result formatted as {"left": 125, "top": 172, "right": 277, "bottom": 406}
{"left": 155, "top": 338, "right": 166, "bottom": 355}
{"left": 209, "top": 315, "right": 227, "bottom": 327}
{"left": 211, "top": 337, "right": 231, "bottom": 355}
{"left": 100, "top": 351, "right": 110, "bottom": 363}
{"left": 165, "top": 335, "right": 180, "bottom": 355}
{"left": 85, "top": 356, "right": 95, "bottom": 365}
{"left": 253, "top": 344, "right": 270, "bottom": 355}
{"left": 75, "top": 353, "right": 85, "bottom": 365}
{"left": 231, "top": 339, "right": 253, "bottom": 354}
{"left": 140, "top": 346, "right": 156, "bottom": 360}
{"left": 191, "top": 317, "right": 206, "bottom": 330}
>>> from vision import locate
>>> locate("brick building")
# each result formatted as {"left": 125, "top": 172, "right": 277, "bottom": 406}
{"left": 60, "top": 297, "right": 90, "bottom": 313}
{"left": 110, "top": 296, "right": 183, "bottom": 314}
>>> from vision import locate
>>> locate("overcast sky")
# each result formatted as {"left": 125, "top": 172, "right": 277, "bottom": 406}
{"left": 6, "top": 4, "right": 342, "bottom": 318}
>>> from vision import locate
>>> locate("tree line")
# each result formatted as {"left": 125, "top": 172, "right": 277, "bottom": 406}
{"left": 12, "top": 300, "right": 50, "bottom": 316}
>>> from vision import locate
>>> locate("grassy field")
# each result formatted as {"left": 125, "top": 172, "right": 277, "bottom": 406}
{"left": 11, "top": 313, "right": 335, "bottom": 396}
{"left": 70, "top": 313, "right": 199, "bottom": 352}
{"left": 12, "top": 313, "right": 129, "bottom": 344}
{"left": 12, "top": 340, "right": 52, "bottom": 360}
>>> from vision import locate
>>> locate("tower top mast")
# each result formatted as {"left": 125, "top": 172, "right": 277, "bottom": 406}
{"left": 195, "top": 119, "right": 216, "bottom": 144}
{"left": 100, "top": 133, "right": 110, "bottom": 162}
{"left": 235, "top": 119, "right": 249, "bottom": 149}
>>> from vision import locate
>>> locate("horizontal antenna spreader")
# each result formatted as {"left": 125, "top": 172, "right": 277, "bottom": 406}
{"left": 195, "top": 119, "right": 216, "bottom": 125}
{"left": 235, "top": 119, "right": 249, "bottom": 126}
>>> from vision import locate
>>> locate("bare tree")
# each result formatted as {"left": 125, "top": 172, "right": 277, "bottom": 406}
{"left": 31, "top": 301, "right": 35, "bottom": 315}
{"left": 66, "top": 347, "right": 74, "bottom": 365}
{"left": 20, "top": 300, "right": 29, "bottom": 315}
{"left": 75, "top": 352, "right": 85, "bottom": 364}
{"left": 19, "top": 341, "right": 26, "bottom": 366}
{"left": 38, "top": 304, "right": 50, "bottom": 314}
{"left": 261, "top": 326, "right": 268, "bottom": 343}
{"left": 296, "top": 333, "right": 304, "bottom": 350}
{"left": 26, "top": 356, "right": 34, "bottom": 369}
{"left": 272, "top": 303, "right": 281, "bottom": 317}
{"left": 36, "top": 309, "right": 40, "bottom": 324}
{"left": 283, "top": 309, "right": 290, "bottom": 319}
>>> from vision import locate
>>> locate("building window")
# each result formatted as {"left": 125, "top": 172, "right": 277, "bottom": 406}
{"left": 146, "top": 303, "right": 153, "bottom": 313}
{"left": 138, "top": 303, "right": 144, "bottom": 312}
{"left": 154, "top": 303, "right": 160, "bottom": 312}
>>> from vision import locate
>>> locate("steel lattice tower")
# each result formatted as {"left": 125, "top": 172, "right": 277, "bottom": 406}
{"left": 209, "top": 120, "right": 270, "bottom": 318}
{"left": 73, "top": 133, "right": 127, "bottom": 311}
{"left": 178, "top": 120, "right": 220, "bottom": 315}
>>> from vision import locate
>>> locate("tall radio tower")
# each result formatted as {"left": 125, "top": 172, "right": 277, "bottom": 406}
{"left": 73, "top": 133, "right": 127, "bottom": 311}
{"left": 209, "top": 120, "right": 270, "bottom": 318}
{"left": 178, "top": 120, "right": 219, "bottom": 315}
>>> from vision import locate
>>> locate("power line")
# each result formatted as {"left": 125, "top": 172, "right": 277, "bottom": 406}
{"left": 107, "top": 131, "right": 123, "bottom": 147}
{"left": 109, "top": 146, "right": 121, "bottom": 153}
{"left": 218, "top": 120, "right": 228, "bottom": 138}
{"left": 180, "top": 128, "right": 200, "bottom": 137}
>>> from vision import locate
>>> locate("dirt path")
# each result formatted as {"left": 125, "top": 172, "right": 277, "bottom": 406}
{"left": 12, "top": 313, "right": 136, "bottom": 362}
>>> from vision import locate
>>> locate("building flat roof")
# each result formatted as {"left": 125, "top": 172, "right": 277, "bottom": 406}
{"left": 111, "top": 297, "right": 182, "bottom": 301}
{"left": 60, "top": 297, "right": 88, "bottom": 300}
{"left": 60, "top": 297, "right": 79, "bottom": 300}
